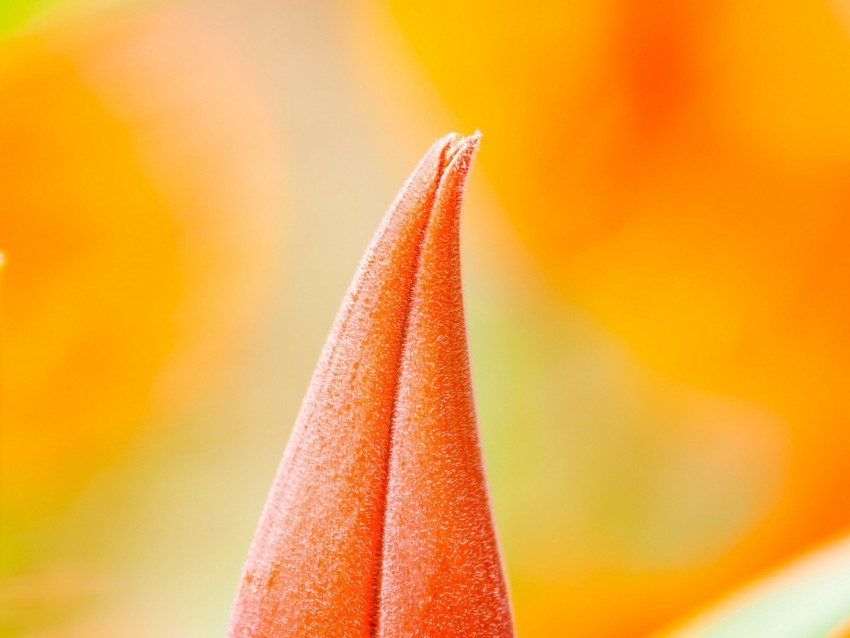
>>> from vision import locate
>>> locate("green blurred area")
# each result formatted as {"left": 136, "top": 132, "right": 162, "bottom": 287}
{"left": 0, "top": 0, "right": 66, "bottom": 36}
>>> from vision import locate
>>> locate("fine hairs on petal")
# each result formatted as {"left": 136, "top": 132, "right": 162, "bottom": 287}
{"left": 228, "top": 133, "right": 514, "bottom": 638}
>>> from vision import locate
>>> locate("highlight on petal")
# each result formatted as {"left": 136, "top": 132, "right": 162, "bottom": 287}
{"left": 830, "top": 618, "right": 850, "bottom": 638}
{"left": 660, "top": 534, "right": 850, "bottom": 638}
{"left": 229, "top": 133, "right": 514, "bottom": 637}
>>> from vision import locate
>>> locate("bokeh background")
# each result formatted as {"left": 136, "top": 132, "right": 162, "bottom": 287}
{"left": 3, "top": 0, "right": 850, "bottom": 636}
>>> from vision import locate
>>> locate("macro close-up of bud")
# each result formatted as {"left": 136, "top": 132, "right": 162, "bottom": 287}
{"left": 3, "top": 1, "right": 850, "bottom": 637}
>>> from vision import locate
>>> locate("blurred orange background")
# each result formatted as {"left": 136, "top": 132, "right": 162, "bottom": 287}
{"left": 3, "top": 0, "right": 850, "bottom": 636}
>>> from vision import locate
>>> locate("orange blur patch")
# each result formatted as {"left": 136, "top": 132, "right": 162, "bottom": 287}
{"left": 357, "top": 1, "right": 850, "bottom": 635}
{"left": 0, "top": 34, "right": 185, "bottom": 516}
{"left": 831, "top": 619, "right": 850, "bottom": 638}
{"left": 0, "top": 6, "right": 282, "bottom": 529}
{"left": 229, "top": 134, "right": 514, "bottom": 637}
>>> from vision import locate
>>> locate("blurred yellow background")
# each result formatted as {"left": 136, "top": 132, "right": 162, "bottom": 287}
{"left": 3, "top": 0, "right": 850, "bottom": 636}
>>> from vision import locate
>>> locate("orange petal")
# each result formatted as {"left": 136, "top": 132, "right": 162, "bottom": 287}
{"left": 229, "top": 133, "right": 513, "bottom": 637}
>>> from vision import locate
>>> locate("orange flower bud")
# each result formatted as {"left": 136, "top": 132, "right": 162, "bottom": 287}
{"left": 229, "top": 133, "right": 513, "bottom": 637}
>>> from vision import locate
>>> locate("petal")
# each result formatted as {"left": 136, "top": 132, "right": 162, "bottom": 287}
{"left": 661, "top": 534, "right": 850, "bottom": 638}
{"left": 229, "top": 133, "right": 513, "bottom": 637}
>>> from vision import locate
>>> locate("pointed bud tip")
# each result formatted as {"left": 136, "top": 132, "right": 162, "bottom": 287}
{"left": 438, "top": 132, "right": 481, "bottom": 192}
{"left": 441, "top": 130, "right": 482, "bottom": 162}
